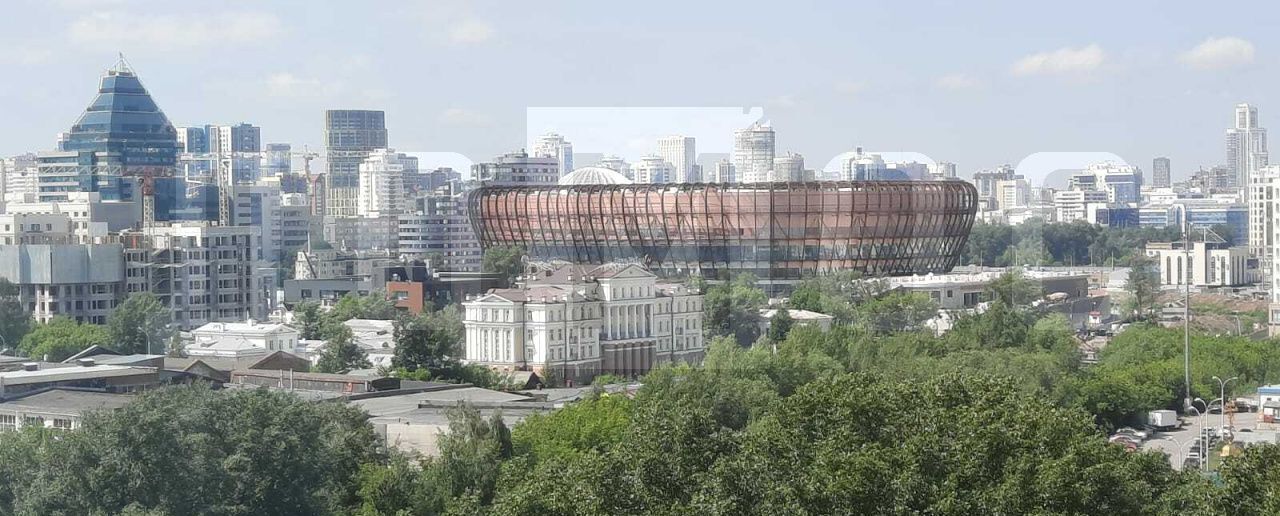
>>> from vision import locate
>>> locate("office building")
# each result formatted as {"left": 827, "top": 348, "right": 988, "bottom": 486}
{"left": 708, "top": 159, "right": 735, "bottom": 183}
{"left": 1146, "top": 240, "right": 1251, "bottom": 288}
{"left": 532, "top": 133, "right": 573, "bottom": 179}
{"left": 995, "top": 178, "right": 1030, "bottom": 210}
{"left": 55, "top": 57, "right": 177, "bottom": 190}
{"left": 462, "top": 263, "right": 704, "bottom": 384}
{"left": 1054, "top": 190, "right": 1110, "bottom": 223}
{"left": 1068, "top": 162, "right": 1142, "bottom": 204}
{"left": 733, "top": 123, "right": 775, "bottom": 183}
{"left": 1153, "top": 157, "right": 1171, "bottom": 189}
{"left": 262, "top": 143, "right": 291, "bottom": 177}
{"left": 840, "top": 147, "right": 888, "bottom": 181}
{"left": 931, "top": 161, "right": 958, "bottom": 180}
{"left": 472, "top": 150, "right": 559, "bottom": 187}
{"left": 1228, "top": 103, "right": 1269, "bottom": 190}
{"left": 656, "top": 136, "right": 696, "bottom": 183}
{"left": 971, "top": 165, "right": 1017, "bottom": 210}
{"left": 324, "top": 110, "right": 388, "bottom": 217}
{"left": 210, "top": 124, "right": 262, "bottom": 183}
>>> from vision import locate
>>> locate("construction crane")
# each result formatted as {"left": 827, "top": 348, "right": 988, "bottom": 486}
{"left": 291, "top": 145, "right": 325, "bottom": 216}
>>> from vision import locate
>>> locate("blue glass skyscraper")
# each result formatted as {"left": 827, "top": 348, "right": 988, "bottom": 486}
{"left": 59, "top": 57, "right": 178, "bottom": 172}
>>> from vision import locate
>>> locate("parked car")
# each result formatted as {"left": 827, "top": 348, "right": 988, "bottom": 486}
{"left": 1115, "top": 427, "right": 1149, "bottom": 441}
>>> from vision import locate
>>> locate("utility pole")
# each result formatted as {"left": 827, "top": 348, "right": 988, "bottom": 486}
{"left": 1183, "top": 216, "right": 1192, "bottom": 410}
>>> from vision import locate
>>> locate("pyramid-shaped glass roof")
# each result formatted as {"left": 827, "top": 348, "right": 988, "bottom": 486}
{"left": 60, "top": 55, "right": 177, "bottom": 171}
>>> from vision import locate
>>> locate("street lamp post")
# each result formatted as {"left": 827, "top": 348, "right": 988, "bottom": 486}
{"left": 1187, "top": 401, "right": 1208, "bottom": 472}
{"left": 1213, "top": 375, "right": 1239, "bottom": 434}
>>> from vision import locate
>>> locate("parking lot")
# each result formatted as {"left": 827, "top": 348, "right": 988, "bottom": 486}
{"left": 1139, "top": 412, "right": 1269, "bottom": 469}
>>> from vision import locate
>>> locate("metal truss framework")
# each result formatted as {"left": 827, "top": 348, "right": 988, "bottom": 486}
{"left": 469, "top": 181, "right": 978, "bottom": 281}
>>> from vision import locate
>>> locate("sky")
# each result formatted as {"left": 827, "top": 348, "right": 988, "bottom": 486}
{"left": 0, "top": 0, "right": 1276, "bottom": 183}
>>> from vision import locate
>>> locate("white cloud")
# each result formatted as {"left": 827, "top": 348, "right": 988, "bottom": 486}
{"left": 438, "top": 108, "right": 492, "bottom": 127}
{"left": 1180, "top": 37, "right": 1255, "bottom": 70}
{"left": 68, "top": 11, "right": 281, "bottom": 48}
{"left": 1011, "top": 44, "right": 1106, "bottom": 76}
{"left": 449, "top": 19, "right": 494, "bottom": 44}
{"left": 770, "top": 94, "right": 800, "bottom": 108}
{"left": 936, "top": 73, "right": 984, "bottom": 91}
{"left": 0, "top": 45, "right": 54, "bottom": 66}
{"left": 264, "top": 73, "right": 342, "bottom": 99}
{"left": 834, "top": 81, "right": 864, "bottom": 95}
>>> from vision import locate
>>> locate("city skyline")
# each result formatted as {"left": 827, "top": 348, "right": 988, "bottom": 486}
{"left": 0, "top": 1, "right": 1275, "bottom": 181}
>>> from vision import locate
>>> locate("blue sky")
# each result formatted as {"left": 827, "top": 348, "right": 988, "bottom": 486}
{"left": 0, "top": 0, "right": 1275, "bottom": 181}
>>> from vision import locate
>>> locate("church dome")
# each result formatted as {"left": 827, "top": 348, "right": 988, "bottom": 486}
{"left": 558, "top": 166, "right": 634, "bottom": 185}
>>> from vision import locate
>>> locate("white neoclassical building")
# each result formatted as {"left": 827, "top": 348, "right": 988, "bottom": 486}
{"left": 462, "top": 263, "right": 703, "bottom": 384}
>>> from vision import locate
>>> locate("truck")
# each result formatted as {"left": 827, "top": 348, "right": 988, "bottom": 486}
{"left": 1147, "top": 409, "right": 1179, "bottom": 431}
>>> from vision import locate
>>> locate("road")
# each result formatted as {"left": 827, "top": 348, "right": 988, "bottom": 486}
{"left": 1139, "top": 411, "right": 1263, "bottom": 469}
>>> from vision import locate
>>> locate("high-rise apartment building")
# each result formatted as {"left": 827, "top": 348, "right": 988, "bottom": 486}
{"left": 1153, "top": 157, "right": 1172, "bottom": 188}
{"left": 397, "top": 183, "right": 481, "bottom": 272}
{"left": 772, "top": 152, "right": 806, "bottom": 182}
{"left": 532, "top": 133, "right": 573, "bottom": 179}
{"left": 357, "top": 148, "right": 414, "bottom": 218}
{"left": 1251, "top": 165, "right": 1280, "bottom": 284}
{"left": 324, "top": 110, "right": 388, "bottom": 217}
{"left": 733, "top": 123, "right": 775, "bottom": 183}
{"left": 1228, "top": 103, "right": 1268, "bottom": 190}
{"left": 633, "top": 155, "right": 673, "bottom": 184}
{"left": 122, "top": 223, "right": 272, "bottom": 329}
{"left": 656, "top": 136, "right": 696, "bottom": 183}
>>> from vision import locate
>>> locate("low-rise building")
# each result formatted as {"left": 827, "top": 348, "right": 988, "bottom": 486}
{"left": 758, "top": 308, "right": 834, "bottom": 333}
{"left": 1145, "top": 240, "right": 1252, "bottom": 287}
{"left": 0, "top": 388, "right": 134, "bottom": 431}
{"left": 187, "top": 321, "right": 300, "bottom": 358}
{"left": 462, "top": 263, "right": 704, "bottom": 384}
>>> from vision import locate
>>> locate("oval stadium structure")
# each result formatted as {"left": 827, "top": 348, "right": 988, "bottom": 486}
{"left": 468, "top": 181, "right": 978, "bottom": 290}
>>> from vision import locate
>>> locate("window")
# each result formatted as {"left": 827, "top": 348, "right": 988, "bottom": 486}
{"left": 52, "top": 418, "right": 73, "bottom": 431}
{"left": 0, "top": 414, "right": 15, "bottom": 431}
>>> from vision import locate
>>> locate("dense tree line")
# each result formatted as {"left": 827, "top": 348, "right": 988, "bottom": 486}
{"left": 3, "top": 271, "right": 1280, "bottom": 513}
{"left": 963, "top": 220, "right": 1188, "bottom": 267}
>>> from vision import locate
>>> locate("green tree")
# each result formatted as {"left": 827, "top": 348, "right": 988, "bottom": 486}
{"left": 766, "top": 308, "right": 795, "bottom": 342}
{"left": 852, "top": 290, "right": 938, "bottom": 335}
{"left": 293, "top": 301, "right": 325, "bottom": 340}
{"left": 107, "top": 292, "right": 172, "bottom": 355}
{"left": 315, "top": 325, "right": 371, "bottom": 374}
{"left": 391, "top": 305, "right": 463, "bottom": 372}
{"left": 326, "top": 292, "right": 397, "bottom": 324}
{"left": 0, "top": 278, "right": 30, "bottom": 352}
{"left": 18, "top": 316, "right": 110, "bottom": 361}
{"left": 1125, "top": 255, "right": 1161, "bottom": 321}
{"left": 704, "top": 274, "right": 767, "bottom": 346}
{"left": 482, "top": 245, "right": 526, "bottom": 286}
{"left": 0, "top": 385, "right": 381, "bottom": 515}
